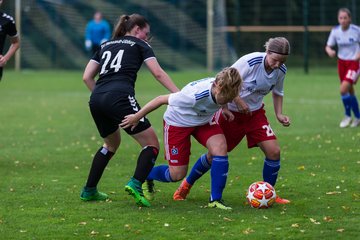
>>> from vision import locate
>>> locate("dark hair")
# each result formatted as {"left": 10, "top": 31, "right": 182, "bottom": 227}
{"left": 112, "top": 13, "right": 149, "bottom": 38}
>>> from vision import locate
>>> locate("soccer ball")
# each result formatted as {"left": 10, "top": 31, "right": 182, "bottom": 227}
{"left": 246, "top": 181, "right": 276, "bottom": 209}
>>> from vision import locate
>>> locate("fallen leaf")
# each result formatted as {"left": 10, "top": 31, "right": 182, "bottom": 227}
{"left": 323, "top": 216, "right": 333, "bottom": 222}
{"left": 243, "top": 228, "right": 254, "bottom": 234}
{"left": 297, "top": 166, "right": 305, "bottom": 170}
{"left": 223, "top": 217, "right": 233, "bottom": 221}
{"left": 326, "top": 191, "right": 341, "bottom": 195}
{"left": 353, "top": 193, "right": 360, "bottom": 200}
{"left": 291, "top": 223, "right": 299, "bottom": 228}
{"left": 309, "top": 218, "right": 321, "bottom": 224}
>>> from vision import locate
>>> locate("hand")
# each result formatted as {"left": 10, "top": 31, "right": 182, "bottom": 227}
{"left": 235, "top": 97, "right": 251, "bottom": 115}
{"left": 329, "top": 50, "right": 336, "bottom": 58}
{"left": 221, "top": 108, "right": 234, "bottom": 121}
{"left": 277, "top": 114, "right": 291, "bottom": 127}
{"left": 85, "top": 40, "right": 92, "bottom": 51}
{"left": 0, "top": 55, "right": 7, "bottom": 67}
{"left": 120, "top": 114, "right": 139, "bottom": 131}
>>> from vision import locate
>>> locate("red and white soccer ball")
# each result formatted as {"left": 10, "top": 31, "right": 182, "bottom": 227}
{"left": 246, "top": 181, "right": 276, "bottom": 209}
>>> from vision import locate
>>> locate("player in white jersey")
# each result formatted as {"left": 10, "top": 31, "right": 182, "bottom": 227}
{"left": 121, "top": 67, "right": 242, "bottom": 210}
{"left": 174, "top": 37, "right": 291, "bottom": 205}
{"left": 326, "top": 8, "right": 360, "bottom": 128}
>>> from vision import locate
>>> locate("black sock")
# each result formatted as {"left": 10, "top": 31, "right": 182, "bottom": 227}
{"left": 133, "top": 146, "right": 159, "bottom": 183}
{"left": 85, "top": 147, "right": 114, "bottom": 188}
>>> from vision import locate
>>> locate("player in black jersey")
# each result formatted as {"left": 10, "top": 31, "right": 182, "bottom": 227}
{"left": 80, "top": 13, "right": 179, "bottom": 207}
{"left": 0, "top": 0, "right": 20, "bottom": 80}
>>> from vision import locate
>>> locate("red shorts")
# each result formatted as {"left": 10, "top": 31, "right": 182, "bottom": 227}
{"left": 163, "top": 120, "right": 223, "bottom": 166}
{"left": 337, "top": 59, "right": 360, "bottom": 84}
{"left": 213, "top": 106, "right": 277, "bottom": 151}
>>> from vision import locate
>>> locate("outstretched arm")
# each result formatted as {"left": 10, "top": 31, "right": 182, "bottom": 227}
{"left": 120, "top": 94, "right": 170, "bottom": 130}
{"left": 145, "top": 58, "right": 179, "bottom": 93}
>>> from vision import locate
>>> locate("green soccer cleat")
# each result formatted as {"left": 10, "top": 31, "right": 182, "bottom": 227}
{"left": 208, "top": 199, "right": 232, "bottom": 210}
{"left": 125, "top": 178, "right": 151, "bottom": 207}
{"left": 80, "top": 187, "right": 109, "bottom": 201}
{"left": 142, "top": 180, "right": 155, "bottom": 200}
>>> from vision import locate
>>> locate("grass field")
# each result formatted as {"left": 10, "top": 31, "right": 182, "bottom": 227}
{"left": 0, "top": 68, "right": 359, "bottom": 239}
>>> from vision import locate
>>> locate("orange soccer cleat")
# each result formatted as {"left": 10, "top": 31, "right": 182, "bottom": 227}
{"left": 173, "top": 179, "right": 192, "bottom": 200}
{"left": 275, "top": 195, "right": 291, "bottom": 204}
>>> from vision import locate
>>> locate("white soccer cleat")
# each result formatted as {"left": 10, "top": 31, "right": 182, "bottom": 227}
{"left": 350, "top": 118, "right": 360, "bottom": 127}
{"left": 339, "top": 116, "right": 352, "bottom": 128}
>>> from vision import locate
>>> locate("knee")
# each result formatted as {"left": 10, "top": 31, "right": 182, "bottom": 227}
{"left": 104, "top": 143, "right": 119, "bottom": 153}
{"left": 340, "top": 89, "right": 349, "bottom": 95}
{"left": 169, "top": 169, "right": 187, "bottom": 182}
{"left": 340, "top": 82, "right": 351, "bottom": 95}
{"left": 208, "top": 138, "right": 228, "bottom": 156}
{"left": 145, "top": 145, "right": 159, "bottom": 157}
{"left": 266, "top": 146, "right": 280, "bottom": 160}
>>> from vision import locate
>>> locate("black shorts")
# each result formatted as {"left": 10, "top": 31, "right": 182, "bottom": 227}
{"left": 89, "top": 91, "right": 151, "bottom": 138}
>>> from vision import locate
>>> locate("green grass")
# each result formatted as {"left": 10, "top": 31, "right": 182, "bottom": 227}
{"left": 0, "top": 68, "right": 359, "bottom": 239}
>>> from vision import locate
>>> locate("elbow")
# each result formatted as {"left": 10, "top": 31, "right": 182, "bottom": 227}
{"left": 151, "top": 67, "right": 166, "bottom": 81}
{"left": 83, "top": 76, "right": 90, "bottom": 85}
{"left": 153, "top": 72, "right": 164, "bottom": 81}
{"left": 15, "top": 43, "right": 20, "bottom": 51}
{"left": 82, "top": 74, "right": 91, "bottom": 84}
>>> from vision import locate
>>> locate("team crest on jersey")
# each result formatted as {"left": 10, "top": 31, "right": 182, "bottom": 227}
{"left": 171, "top": 146, "right": 178, "bottom": 155}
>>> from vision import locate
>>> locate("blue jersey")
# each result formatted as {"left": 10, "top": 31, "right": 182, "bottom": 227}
{"left": 85, "top": 19, "right": 111, "bottom": 45}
